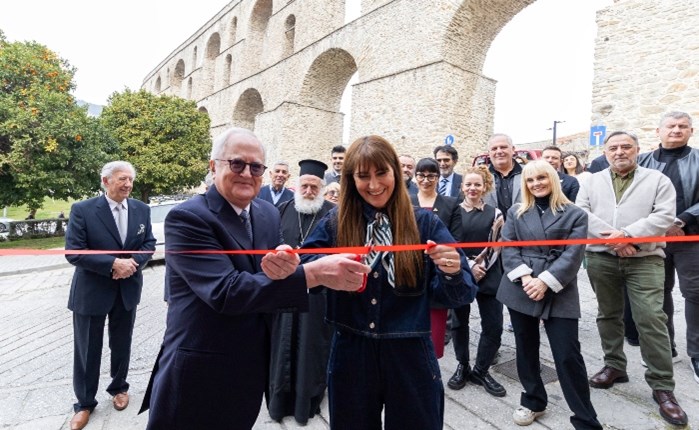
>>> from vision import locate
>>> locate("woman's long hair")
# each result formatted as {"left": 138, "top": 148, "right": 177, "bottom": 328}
{"left": 516, "top": 160, "right": 571, "bottom": 218}
{"left": 337, "top": 135, "right": 423, "bottom": 287}
{"left": 562, "top": 151, "right": 584, "bottom": 175}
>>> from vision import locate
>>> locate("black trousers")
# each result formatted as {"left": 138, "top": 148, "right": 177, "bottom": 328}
{"left": 73, "top": 292, "right": 136, "bottom": 412}
{"left": 451, "top": 292, "right": 502, "bottom": 372}
{"left": 509, "top": 309, "right": 601, "bottom": 430}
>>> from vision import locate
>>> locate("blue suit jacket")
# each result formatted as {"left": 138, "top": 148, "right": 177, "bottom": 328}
{"left": 65, "top": 195, "right": 156, "bottom": 315}
{"left": 257, "top": 184, "right": 293, "bottom": 207}
{"left": 143, "top": 185, "right": 310, "bottom": 429}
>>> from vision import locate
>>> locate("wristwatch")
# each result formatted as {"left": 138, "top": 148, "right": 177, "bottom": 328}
{"left": 673, "top": 218, "right": 686, "bottom": 228}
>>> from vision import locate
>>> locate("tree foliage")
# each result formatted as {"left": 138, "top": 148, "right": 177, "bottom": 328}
{"left": 100, "top": 89, "right": 211, "bottom": 202}
{"left": 0, "top": 32, "right": 117, "bottom": 210}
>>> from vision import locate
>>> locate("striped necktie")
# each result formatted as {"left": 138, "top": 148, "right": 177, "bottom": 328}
{"left": 364, "top": 212, "right": 395, "bottom": 287}
{"left": 438, "top": 178, "right": 449, "bottom": 196}
{"left": 240, "top": 209, "right": 253, "bottom": 243}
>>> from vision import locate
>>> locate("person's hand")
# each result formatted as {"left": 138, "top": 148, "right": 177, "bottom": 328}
{"left": 522, "top": 277, "right": 548, "bottom": 302}
{"left": 615, "top": 244, "right": 638, "bottom": 257}
{"left": 601, "top": 229, "right": 629, "bottom": 252}
{"left": 304, "top": 254, "right": 371, "bottom": 291}
{"left": 261, "top": 245, "right": 300, "bottom": 280}
{"left": 112, "top": 258, "right": 138, "bottom": 279}
{"left": 666, "top": 225, "right": 685, "bottom": 237}
{"left": 471, "top": 263, "right": 486, "bottom": 282}
{"left": 425, "top": 240, "right": 461, "bottom": 274}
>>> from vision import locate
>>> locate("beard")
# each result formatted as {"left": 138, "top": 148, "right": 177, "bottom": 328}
{"left": 295, "top": 192, "right": 325, "bottom": 214}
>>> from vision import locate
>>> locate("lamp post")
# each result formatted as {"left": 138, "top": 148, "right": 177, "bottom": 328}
{"left": 551, "top": 120, "right": 565, "bottom": 146}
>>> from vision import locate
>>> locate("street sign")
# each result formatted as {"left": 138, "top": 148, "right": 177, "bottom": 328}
{"left": 444, "top": 134, "right": 455, "bottom": 146}
{"left": 590, "top": 125, "right": 606, "bottom": 147}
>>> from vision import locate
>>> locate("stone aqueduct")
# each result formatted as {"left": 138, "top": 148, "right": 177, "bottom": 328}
{"left": 142, "top": 0, "right": 698, "bottom": 174}
{"left": 141, "top": 0, "right": 536, "bottom": 173}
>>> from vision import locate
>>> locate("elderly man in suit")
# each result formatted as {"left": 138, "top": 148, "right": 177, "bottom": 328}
{"left": 141, "top": 127, "right": 370, "bottom": 430}
{"left": 257, "top": 161, "right": 293, "bottom": 206}
{"left": 65, "top": 161, "right": 156, "bottom": 430}
{"left": 578, "top": 131, "right": 688, "bottom": 426}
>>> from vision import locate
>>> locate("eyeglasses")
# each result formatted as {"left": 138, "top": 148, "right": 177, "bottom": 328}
{"left": 415, "top": 173, "right": 439, "bottom": 181}
{"left": 325, "top": 190, "right": 339, "bottom": 197}
{"left": 216, "top": 159, "right": 267, "bottom": 177}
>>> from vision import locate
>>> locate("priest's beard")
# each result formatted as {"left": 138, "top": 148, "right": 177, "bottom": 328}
{"left": 294, "top": 193, "right": 325, "bottom": 214}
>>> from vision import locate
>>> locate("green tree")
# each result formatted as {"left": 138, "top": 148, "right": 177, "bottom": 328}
{"left": 0, "top": 31, "right": 116, "bottom": 211}
{"left": 100, "top": 89, "right": 211, "bottom": 202}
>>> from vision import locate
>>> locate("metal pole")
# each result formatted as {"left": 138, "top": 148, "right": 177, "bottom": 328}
{"left": 552, "top": 121, "right": 557, "bottom": 145}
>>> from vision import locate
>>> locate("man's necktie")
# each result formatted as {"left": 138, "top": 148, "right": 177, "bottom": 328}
{"left": 115, "top": 204, "right": 127, "bottom": 244}
{"left": 438, "top": 178, "right": 449, "bottom": 196}
{"left": 240, "top": 209, "right": 253, "bottom": 242}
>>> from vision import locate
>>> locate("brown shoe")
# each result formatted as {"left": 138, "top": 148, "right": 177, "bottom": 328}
{"left": 652, "top": 390, "right": 688, "bottom": 426}
{"left": 70, "top": 410, "right": 90, "bottom": 430}
{"left": 113, "top": 392, "right": 129, "bottom": 411}
{"left": 588, "top": 365, "right": 629, "bottom": 389}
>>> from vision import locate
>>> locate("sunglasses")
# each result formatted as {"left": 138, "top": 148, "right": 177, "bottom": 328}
{"left": 216, "top": 159, "right": 268, "bottom": 177}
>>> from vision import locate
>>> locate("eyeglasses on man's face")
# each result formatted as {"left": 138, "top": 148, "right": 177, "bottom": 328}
{"left": 216, "top": 159, "right": 268, "bottom": 177}
{"left": 415, "top": 173, "right": 439, "bottom": 181}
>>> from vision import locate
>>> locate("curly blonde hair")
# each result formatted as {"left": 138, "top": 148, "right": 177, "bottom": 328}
{"left": 461, "top": 165, "right": 495, "bottom": 194}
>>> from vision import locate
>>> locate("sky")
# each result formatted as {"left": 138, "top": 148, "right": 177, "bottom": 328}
{"left": 0, "top": 0, "right": 612, "bottom": 144}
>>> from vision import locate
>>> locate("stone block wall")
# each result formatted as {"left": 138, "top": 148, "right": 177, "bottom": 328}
{"left": 592, "top": 0, "right": 698, "bottom": 150}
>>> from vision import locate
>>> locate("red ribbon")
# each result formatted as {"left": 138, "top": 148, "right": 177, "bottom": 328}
{"left": 1, "top": 235, "right": 697, "bottom": 256}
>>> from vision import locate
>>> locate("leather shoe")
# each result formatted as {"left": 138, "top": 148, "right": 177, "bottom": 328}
{"left": 70, "top": 410, "right": 90, "bottom": 430}
{"left": 469, "top": 369, "right": 506, "bottom": 397}
{"left": 588, "top": 365, "right": 629, "bottom": 389}
{"left": 447, "top": 363, "right": 470, "bottom": 390}
{"left": 652, "top": 390, "right": 688, "bottom": 426}
{"left": 113, "top": 392, "right": 129, "bottom": 411}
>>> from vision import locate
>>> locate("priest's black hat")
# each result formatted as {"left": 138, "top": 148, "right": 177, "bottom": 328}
{"left": 298, "top": 159, "right": 327, "bottom": 179}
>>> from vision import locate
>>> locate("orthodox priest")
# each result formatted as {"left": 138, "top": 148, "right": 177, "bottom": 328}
{"left": 267, "top": 159, "right": 335, "bottom": 425}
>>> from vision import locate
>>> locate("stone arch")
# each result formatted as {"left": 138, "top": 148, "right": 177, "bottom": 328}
{"left": 299, "top": 48, "right": 358, "bottom": 112}
{"left": 435, "top": 0, "right": 536, "bottom": 158}
{"left": 247, "top": 0, "right": 273, "bottom": 70}
{"left": 198, "top": 106, "right": 209, "bottom": 115}
{"left": 173, "top": 59, "right": 185, "bottom": 91}
{"left": 233, "top": 88, "right": 264, "bottom": 131}
{"left": 283, "top": 14, "right": 296, "bottom": 57}
{"left": 154, "top": 76, "right": 161, "bottom": 93}
{"left": 224, "top": 54, "right": 232, "bottom": 87}
{"left": 192, "top": 46, "right": 198, "bottom": 69}
{"left": 230, "top": 16, "right": 238, "bottom": 44}
{"left": 187, "top": 77, "right": 193, "bottom": 99}
{"left": 204, "top": 33, "right": 221, "bottom": 92}
{"left": 294, "top": 49, "right": 358, "bottom": 159}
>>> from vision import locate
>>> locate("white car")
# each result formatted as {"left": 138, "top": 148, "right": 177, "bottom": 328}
{"left": 0, "top": 217, "right": 13, "bottom": 235}
{"left": 149, "top": 200, "right": 187, "bottom": 259}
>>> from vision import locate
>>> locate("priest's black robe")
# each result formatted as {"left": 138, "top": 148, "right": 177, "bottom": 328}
{"left": 266, "top": 199, "right": 334, "bottom": 424}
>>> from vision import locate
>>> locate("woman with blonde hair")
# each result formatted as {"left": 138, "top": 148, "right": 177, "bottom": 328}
{"left": 323, "top": 181, "right": 340, "bottom": 204}
{"left": 496, "top": 160, "right": 601, "bottom": 429}
{"left": 301, "top": 135, "right": 477, "bottom": 429}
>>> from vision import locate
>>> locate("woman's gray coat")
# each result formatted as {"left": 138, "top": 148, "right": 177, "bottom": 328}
{"left": 496, "top": 203, "right": 588, "bottom": 319}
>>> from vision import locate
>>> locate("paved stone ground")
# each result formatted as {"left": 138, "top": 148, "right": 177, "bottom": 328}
{"left": 0, "top": 255, "right": 697, "bottom": 429}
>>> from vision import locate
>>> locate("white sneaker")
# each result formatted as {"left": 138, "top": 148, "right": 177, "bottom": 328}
{"left": 513, "top": 406, "right": 545, "bottom": 426}
{"left": 642, "top": 351, "right": 681, "bottom": 368}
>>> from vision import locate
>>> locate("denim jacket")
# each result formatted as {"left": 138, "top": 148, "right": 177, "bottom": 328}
{"left": 302, "top": 205, "right": 477, "bottom": 339}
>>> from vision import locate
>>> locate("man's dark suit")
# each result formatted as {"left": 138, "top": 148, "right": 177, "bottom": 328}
{"left": 558, "top": 172, "right": 580, "bottom": 202}
{"left": 257, "top": 184, "right": 294, "bottom": 206}
{"left": 65, "top": 195, "right": 155, "bottom": 412}
{"left": 142, "top": 185, "right": 310, "bottom": 429}
{"left": 448, "top": 172, "right": 463, "bottom": 199}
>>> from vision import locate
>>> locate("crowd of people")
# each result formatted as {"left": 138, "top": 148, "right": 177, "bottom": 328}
{"left": 63, "top": 110, "right": 697, "bottom": 430}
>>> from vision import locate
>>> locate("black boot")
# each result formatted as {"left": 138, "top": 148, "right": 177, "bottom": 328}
{"left": 470, "top": 367, "right": 506, "bottom": 397}
{"left": 447, "top": 363, "right": 470, "bottom": 390}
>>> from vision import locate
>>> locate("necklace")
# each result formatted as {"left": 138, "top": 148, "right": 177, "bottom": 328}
{"left": 535, "top": 204, "right": 547, "bottom": 215}
{"left": 297, "top": 211, "right": 318, "bottom": 247}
